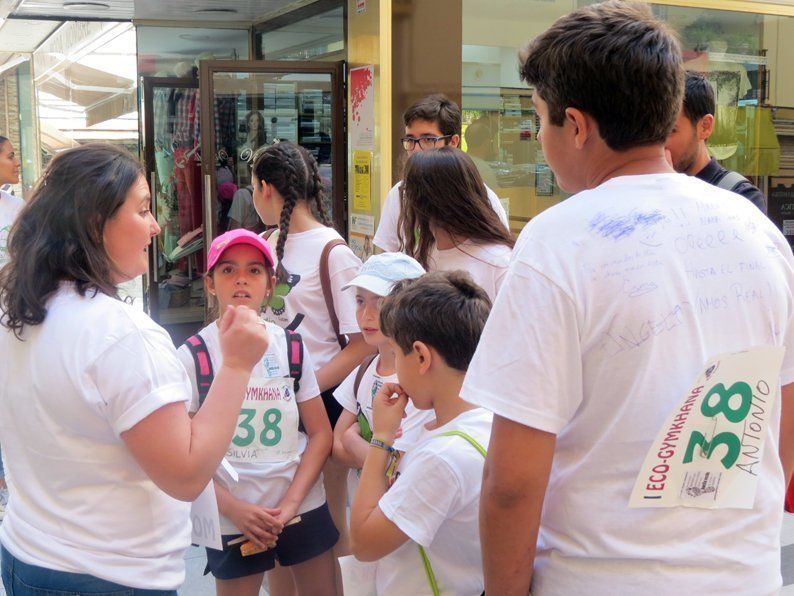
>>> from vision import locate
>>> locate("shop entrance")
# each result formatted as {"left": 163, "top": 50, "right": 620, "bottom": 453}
{"left": 142, "top": 60, "right": 345, "bottom": 341}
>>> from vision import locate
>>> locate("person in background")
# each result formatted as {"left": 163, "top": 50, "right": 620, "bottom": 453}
{"left": 665, "top": 70, "right": 767, "bottom": 213}
{"left": 400, "top": 147, "right": 514, "bottom": 301}
{"left": 0, "top": 143, "right": 269, "bottom": 594}
{"left": 0, "top": 135, "right": 22, "bottom": 523}
{"left": 463, "top": 2, "right": 794, "bottom": 594}
{"left": 373, "top": 94, "right": 508, "bottom": 252}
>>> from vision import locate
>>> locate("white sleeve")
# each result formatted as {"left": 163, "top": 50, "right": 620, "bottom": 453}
{"left": 295, "top": 339, "right": 321, "bottom": 402}
{"left": 176, "top": 344, "right": 201, "bottom": 414}
{"left": 373, "top": 183, "right": 402, "bottom": 252}
{"left": 485, "top": 185, "right": 509, "bottom": 229}
{"left": 328, "top": 244, "right": 363, "bottom": 336}
{"left": 378, "top": 449, "right": 460, "bottom": 547}
{"left": 333, "top": 366, "right": 359, "bottom": 414}
{"left": 88, "top": 327, "right": 192, "bottom": 437}
{"left": 461, "top": 258, "right": 583, "bottom": 434}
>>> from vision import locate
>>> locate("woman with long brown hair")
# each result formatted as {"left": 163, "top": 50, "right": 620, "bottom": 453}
{"left": 0, "top": 143, "right": 268, "bottom": 594}
{"left": 399, "top": 147, "right": 515, "bottom": 300}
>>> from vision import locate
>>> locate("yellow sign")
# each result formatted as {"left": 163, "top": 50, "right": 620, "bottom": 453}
{"left": 353, "top": 151, "right": 372, "bottom": 211}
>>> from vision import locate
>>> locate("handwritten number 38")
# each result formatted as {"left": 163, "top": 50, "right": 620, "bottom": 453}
{"left": 233, "top": 408, "right": 282, "bottom": 448}
{"left": 682, "top": 381, "right": 752, "bottom": 470}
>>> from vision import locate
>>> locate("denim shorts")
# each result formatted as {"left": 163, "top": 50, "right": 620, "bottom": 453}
{"left": 1, "top": 544, "right": 177, "bottom": 595}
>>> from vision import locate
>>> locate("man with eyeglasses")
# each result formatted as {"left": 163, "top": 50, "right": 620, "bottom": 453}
{"left": 373, "top": 94, "right": 508, "bottom": 252}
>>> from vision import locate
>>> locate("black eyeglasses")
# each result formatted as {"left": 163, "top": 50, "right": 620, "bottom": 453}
{"left": 401, "top": 135, "right": 452, "bottom": 151}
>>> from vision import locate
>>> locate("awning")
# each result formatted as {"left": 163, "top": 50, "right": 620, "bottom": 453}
{"left": 37, "top": 61, "right": 135, "bottom": 127}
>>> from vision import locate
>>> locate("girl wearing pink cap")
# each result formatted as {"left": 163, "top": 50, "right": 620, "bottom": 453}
{"left": 177, "top": 229, "right": 337, "bottom": 596}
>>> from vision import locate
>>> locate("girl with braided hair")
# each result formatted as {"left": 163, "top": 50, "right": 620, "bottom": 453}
{"left": 252, "top": 141, "right": 374, "bottom": 595}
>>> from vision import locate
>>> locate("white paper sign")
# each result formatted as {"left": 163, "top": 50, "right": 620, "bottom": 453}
{"left": 191, "top": 480, "right": 222, "bottom": 549}
{"left": 629, "top": 345, "right": 784, "bottom": 509}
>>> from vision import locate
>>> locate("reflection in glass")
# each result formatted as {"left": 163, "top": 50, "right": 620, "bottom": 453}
{"left": 210, "top": 71, "right": 335, "bottom": 234}
{"left": 150, "top": 83, "right": 205, "bottom": 324}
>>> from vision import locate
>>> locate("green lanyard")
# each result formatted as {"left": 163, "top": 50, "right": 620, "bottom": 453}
{"left": 417, "top": 430, "right": 487, "bottom": 595}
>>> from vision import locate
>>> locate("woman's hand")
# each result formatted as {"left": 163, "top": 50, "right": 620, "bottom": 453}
{"left": 219, "top": 306, "right": 269, "bottom": 373}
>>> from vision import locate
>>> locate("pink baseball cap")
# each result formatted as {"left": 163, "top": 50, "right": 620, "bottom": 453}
{"left": 207, "top": 229, "right": 275, "bottom": 271}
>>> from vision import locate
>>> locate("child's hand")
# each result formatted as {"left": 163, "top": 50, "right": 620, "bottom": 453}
{"left": 227, "top": 499, "right": 283, "bottom": 550}
{"left": 219, "top": 306, "right": 270, "bottom": 373}
{"left": 372, "top": 382, "right": 408, "bottom": 444}
{"left": 275, "top": 500, "right": 300, "bottom": 529}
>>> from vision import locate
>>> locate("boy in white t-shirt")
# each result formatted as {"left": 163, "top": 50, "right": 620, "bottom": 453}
{"left": 350, "top": 271, "right": 493, "bottom": 596}
{"left": 461, "top": 3, "right": 794, "bottom": 595}
{"left": 373, "top": 94, "right": 508, "bottom": 253}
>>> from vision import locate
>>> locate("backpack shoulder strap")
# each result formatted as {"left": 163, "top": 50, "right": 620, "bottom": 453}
{"left": 418, "top": 428, "right": 488, "bottom": 595}
{"left": 716, "top": 170, "right": 749, "bottom": 193}
{"left": 285, "top": 329, "right": 304, "bottom": 393}
{"left": 353, "top": 354, "right": 378, "bottom": 398}
{"left": 183, "top": 334, "right": 214, "bottom": 408}
{"left": 320, "top": 238, "right": 349, "bottom": 350}
{"left": 263, "top": 227, "right": 277, "bottom": 240}
{"left": 438, "top": 430, "right": 488, "bottom": 458}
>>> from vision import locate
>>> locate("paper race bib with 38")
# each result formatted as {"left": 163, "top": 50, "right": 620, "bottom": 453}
{"left": 629, "top": 346, "right": 785, "bottom": 509}
{"left": 227, "top": 376, "right": 300, "bottom": 464}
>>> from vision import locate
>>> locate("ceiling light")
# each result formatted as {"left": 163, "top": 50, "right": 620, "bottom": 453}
{"left": 64, "top": 1, "right": 111, "bottom": 9}
{"left": 193, "top": 8, "right": 238, "bottom": 14}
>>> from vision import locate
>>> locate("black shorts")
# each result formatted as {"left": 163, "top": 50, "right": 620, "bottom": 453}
{"left": 205, "top": 502, "right": 339, "bottom": 580}
{"left": 321, "top": 385, "right": 343, "bottom": 428}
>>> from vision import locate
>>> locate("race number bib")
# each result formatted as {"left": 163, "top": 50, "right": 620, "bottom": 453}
{"left": 629, "top": 346, "right": 784, "bottom": 509}
{"left": 227, "top": 377, "right": 299, "bottom": 464}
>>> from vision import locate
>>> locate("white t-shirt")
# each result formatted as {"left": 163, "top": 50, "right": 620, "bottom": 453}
{"left": 228, "top": 186, "right": 260, "bottom": 231}
{"left": 177, "top": 321, "right": 325, "bottom": 534}
{"left": 462, "top": 173, "right": 794, "bottom": 595}
{"left": 428, "top": 241, "right": 512, "bottom": 301}
{"left": 0, "top": 283, "right": 192, "bottom": 590}
{"left": 0, "top": 189, "right": 23, "bottom": 268}
{"left": 373, "top": 181, "right": 508, "bottom": 252}
{"left": 263, "top": 227, "right": 361, "bottom": 371}
{"left": 376, "top": 408, "right": 492, "bottom": 596}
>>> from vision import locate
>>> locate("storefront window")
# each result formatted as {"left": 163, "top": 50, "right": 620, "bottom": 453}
{"left": 462, "top": 1, "right": 792, "bottom": 233}
{"left": 136, "top": 27, "right": 249, "bottom": 77}
{"left": 255, "top": 4, "right": 345, "bottom": 61}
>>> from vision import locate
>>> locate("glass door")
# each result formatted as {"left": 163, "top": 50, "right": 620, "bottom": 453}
{"left": 141, "top": 76, "right": 206, "bottom": 338}
{"left": 198, "top": 60, "right": 346, "bottom": 245}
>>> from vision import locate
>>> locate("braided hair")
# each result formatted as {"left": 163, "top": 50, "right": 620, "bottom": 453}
{"left": 251, "top": 141, "right": 331, "bottom": 283}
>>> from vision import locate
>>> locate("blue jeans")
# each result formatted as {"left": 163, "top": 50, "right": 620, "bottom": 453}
{"left": 1, "top": 545, "right": 177, "bottom": 595}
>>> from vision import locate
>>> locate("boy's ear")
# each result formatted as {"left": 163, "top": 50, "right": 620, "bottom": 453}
{"left": 413, "top": 341, "right": 432, "bottom": 374}
{"left": 564, "top": 107, "right": 593, "bottom": 150}
{"left": 448, "top": 134, "right": 461, "bottom": 148}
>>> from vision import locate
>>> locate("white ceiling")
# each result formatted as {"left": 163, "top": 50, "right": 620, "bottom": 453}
{"left": 0, "top": 18, "right": 59, "bottom": 51}
{"left": 11, "top": 0, "right": 315, "bottom": 22}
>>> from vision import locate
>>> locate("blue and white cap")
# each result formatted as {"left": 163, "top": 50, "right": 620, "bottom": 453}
{"left": 342, "top": 252, "right": 425, "bottom": 297}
